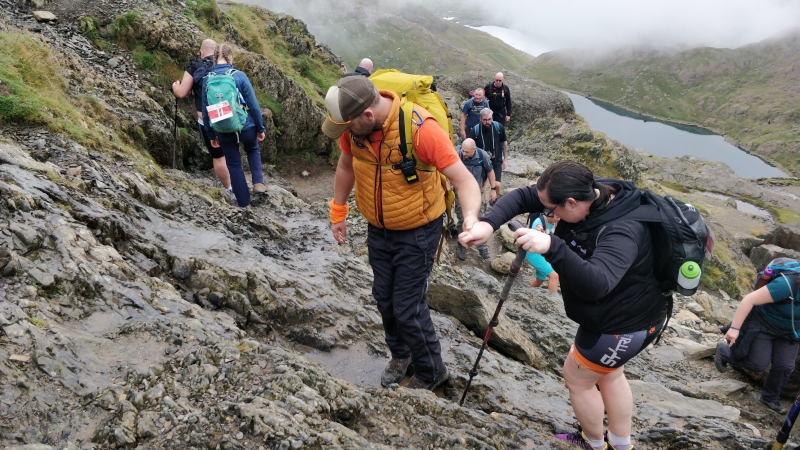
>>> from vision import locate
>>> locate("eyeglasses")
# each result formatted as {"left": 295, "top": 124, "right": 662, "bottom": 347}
{"left": 542, "top": 201, "right": 564, "bottom": 217}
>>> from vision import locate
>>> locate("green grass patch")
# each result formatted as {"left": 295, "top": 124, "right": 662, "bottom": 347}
{"left": 78, "top": 17, "right": 110, "bottom": 51}
{"left": 773, "top": 207, "right": 800, "bottom": 224}
{"left": 28, "top": 316, "right": 49, "bottom": 328}
{"left": 657, "top": 180, "right": 691, "bottom": 194}
{"left": 131, "top": 45, "right": 182, "bottom": 87}
{"left": 255, "top": 89, "right": 282, "bottom": 117}
{"left": 184, "top": 0, "right": 223, "bottom": 29}
{"left": 105, "top": 12, "right": 184, "bottom": 87}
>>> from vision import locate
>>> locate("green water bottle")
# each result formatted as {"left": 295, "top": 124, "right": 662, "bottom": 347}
{"left": 677, "top": 261, "right": 701, "bottom": 291}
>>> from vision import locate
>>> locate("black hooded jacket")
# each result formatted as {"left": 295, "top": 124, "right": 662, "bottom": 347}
{"left": 481, "top": 178, "right": 666, "bottom": 334}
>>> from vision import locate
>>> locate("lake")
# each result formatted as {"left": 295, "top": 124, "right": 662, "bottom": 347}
{"left": 565, "top": 92, "right": 788, "bottom": 179}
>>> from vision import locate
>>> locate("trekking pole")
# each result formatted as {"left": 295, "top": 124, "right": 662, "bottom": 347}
{"left": 773, "top": 392, "right": 800, "bottom": 449}
{"left": 172, "top": 95, "right": 178, "bottom": 169}
{"left": 459, "top": 219, "right": 527, "bottom": 406}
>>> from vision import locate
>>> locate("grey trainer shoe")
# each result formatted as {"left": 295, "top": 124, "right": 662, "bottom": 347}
{"left": 223, "top": 188, "right": 237, "bottom": 205}
{"left": 478, "top": 246, "right": 491, "bottom": 260}
{"left": 380, "top": 356, "right": 412, "bottom": 387}
{"left": 761, "top": 397, "right": 788, "bottom": 414}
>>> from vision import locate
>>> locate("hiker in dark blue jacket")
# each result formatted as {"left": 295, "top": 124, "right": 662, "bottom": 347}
{"left": 202, "top": 43, "right": 267, "bottom": 207}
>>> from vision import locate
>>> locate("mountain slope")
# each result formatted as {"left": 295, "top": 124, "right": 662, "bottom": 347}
{"left": 237, "top": 0, "right": 532, "bottom": 74}
{"left": 522, "top": 29, "right": 800, "bottom": 176}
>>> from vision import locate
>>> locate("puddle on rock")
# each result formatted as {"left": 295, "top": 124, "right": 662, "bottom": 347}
{"left": 304, "top": 340, "right": 447, "bottom": 397}
{"left": 696, "top": 191, "right": 772, "bottom": 219}
{"left": 735, "top": 200, "right": 772, "bottom": 219}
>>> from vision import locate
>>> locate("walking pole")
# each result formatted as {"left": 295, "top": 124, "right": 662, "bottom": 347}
{"left": 460, "top": 219, "right": 527, "bottom": 406}
{"left": 773, "top": 392, "right": 800, "bottom": 449}
{"left": 172, "top": 96, "right": 179, "bottom": 169}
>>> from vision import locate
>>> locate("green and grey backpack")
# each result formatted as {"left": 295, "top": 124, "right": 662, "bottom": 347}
{"left": 205, "top": 69, "right": 248, "bottom": 133}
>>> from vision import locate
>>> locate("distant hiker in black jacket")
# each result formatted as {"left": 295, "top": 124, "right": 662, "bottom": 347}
{"left": 459, "top": 160, "right": 665, "bottom": 450}
{"left": 484, "top": 72, "right": 512, "bottom": 127}
{"left": 171, "top": 39, "right": 232, "bottom": 196}
{"left": 344, "top": 58, "right": 373, "bottom": 77}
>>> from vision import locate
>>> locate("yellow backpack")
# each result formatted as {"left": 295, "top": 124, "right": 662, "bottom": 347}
{"left": 369, "top": 69, "right": 456, "bottom": 258}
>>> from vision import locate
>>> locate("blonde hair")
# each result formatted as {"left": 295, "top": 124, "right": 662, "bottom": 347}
{"left": 214, "top": 43, "right": 233, "bottom": 64}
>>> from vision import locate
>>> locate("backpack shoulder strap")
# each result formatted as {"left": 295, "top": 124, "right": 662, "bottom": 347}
{"left": 397, "top": 100, "right": 434, "bottom": 172}
{"left": 493, "top": 121, "right": 500, "bottom": 133}
{"left": 473, "top": 123, "right": 481, "bottom": 136}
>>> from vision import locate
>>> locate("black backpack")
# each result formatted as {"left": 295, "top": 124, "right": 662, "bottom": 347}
{"left": 570, "top": 188, "right": 714, "bottom": 345}
{"left": 576, "top": 190, "right": 714, "bottom": 297}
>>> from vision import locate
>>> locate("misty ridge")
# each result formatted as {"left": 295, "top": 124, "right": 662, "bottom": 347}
{"left": 238, "top": 0, "right": 800, "bottom": 61}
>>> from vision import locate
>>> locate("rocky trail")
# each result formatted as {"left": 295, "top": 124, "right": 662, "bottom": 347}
{"left": 3, "top": 1, "right": 800, "bottom": 449}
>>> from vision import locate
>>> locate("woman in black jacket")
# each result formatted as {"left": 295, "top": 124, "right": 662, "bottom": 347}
{"left": 460, "top": 161, "right": 666, "bottom": 450}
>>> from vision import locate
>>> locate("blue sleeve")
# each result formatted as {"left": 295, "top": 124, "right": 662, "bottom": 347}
{"left": 766, "top": 276, "right": 795, "bottom": 302}
{"left": 525, "top": 252, "right": 537, "bottom": 267}
{"left": 201, "top": 77, "right": 216, "bottom": 140}
{"left": 462, "top": 100, "right": 471, "bottom": 114}
{"left": 236, "top": 72, "right": 266, "bottom": 133}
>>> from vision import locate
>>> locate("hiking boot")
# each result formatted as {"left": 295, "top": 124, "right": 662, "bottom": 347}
{"left": 761, "top": 397, "right": 788, "bottom": 414}
{"left": 478, "top": 246, "right": 491, "bottom": 260}
{"left": 380, "top": 356, "right": 412, "bottom": 387}
{"left": 252, "top": 183, "right": 267, "bottom": 193}
{"left": 714, "top": 341, "right": 729, "bottom": 373}
{"left": 554, "top": 432, "right": 608, "bottom": 450}
{"left": 456, "top": 244, "right": 466, "bottom": 260}
{"left": 222, "top": 188, "right": 237, "bottom": 205}
{"left": 405, "top": 367, "right": 450, "bottom": 391}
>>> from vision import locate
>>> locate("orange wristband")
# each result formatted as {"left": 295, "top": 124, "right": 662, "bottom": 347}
{"left": 329, "top": 199, "right": 349, "bottom": 223}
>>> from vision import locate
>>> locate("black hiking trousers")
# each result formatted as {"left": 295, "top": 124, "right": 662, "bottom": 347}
{"left": 720, "top": 328, "right": 799, "bottom": 402}
{"left": 368, "top": 217, "right": 445, "bottom": 383}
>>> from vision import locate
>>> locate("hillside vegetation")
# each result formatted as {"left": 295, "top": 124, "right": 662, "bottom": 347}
{"left": 523, "top": 29, "right": 800, "bottom": 176}
{"left": 238, "top": 0, "right": 532, "bottom": 74}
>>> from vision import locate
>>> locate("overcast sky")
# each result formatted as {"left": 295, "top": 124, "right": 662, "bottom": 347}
{"left": 462, "top": 0, "right": 800, "bottom": 56}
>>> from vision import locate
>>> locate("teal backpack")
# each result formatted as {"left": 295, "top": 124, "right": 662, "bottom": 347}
{"left": 205, "top": 69, "right": 248, "bottom": 133}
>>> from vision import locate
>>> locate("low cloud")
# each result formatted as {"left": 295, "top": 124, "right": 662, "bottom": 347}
{"left": 240, "top": 0, "right": 800, "bottom": 56}
{"left": 475, "top": 0, "right": 800, "bottom": 55}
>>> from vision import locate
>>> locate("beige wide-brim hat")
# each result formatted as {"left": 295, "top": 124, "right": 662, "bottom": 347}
{"left": 321, "top": 76, "right": 380, "bottom": 139}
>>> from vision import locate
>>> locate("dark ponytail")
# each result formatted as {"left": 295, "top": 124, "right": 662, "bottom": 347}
{"left": 536, "top": 161, "right": 615, "bottom": 214}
